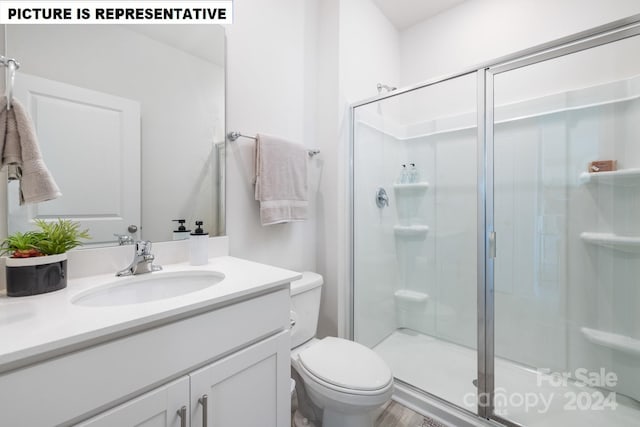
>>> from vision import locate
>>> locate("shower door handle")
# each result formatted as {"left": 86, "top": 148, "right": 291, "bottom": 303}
{"left": 489, "top": 231, "right": 496, "bottom": 258}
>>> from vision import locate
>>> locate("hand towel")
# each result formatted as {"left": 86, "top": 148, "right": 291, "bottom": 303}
{"left": 254, "top": 133, "right": 308, "bottom": 225}
{"left": 0, "top": 97, "right": 62, "bottom": 205}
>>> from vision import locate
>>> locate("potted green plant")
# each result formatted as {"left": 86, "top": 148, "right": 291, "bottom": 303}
{"left": 1, "top": 219, "right": 90, "bottom": 297}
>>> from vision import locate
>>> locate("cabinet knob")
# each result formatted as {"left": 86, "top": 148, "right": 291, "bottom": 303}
{"left": 198, "top": 394, "right": 209, "bottom": 427}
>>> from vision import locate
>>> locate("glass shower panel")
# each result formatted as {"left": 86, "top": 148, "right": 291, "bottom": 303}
{"left": 353, "top": 73, "right": 478, "bottom": 411}
{"left": 492, "top": 34, "right": 640, "bottom": 426}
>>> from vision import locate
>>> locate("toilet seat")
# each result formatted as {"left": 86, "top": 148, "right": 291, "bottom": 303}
{"left": 296, "top": 337, "right": 393, "bottom": 394}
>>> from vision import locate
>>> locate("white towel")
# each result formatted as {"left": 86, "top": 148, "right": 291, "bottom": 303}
{"left": 254, "top": 134, "right": 308, "bottom": 225}
{"left": 0, "top": 97, "right": 61, "bottom": 205}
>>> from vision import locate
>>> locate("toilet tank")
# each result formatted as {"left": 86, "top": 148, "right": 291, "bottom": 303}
{"left": 290, "top": 272, "right": 323, "bottom": 348}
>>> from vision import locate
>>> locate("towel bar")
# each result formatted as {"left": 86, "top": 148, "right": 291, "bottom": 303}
{"left": 227, "top": 131, "right": 320, "bottom": 157}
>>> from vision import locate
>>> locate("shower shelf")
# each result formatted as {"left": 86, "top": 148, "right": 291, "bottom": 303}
{"left": 393, "top": 182, "right": 429, "bottom": 194}
{"left": 394, "top": 225, "right": 429, "bottom": 239}
{"left": 394, "top": 289, "right": 429, "bottom": 303}
{"left": 578, "top": 168, "right": 640, "bottom": 186}
{"left": 580, "top": 232, "right": 640, "bottom": 253}
{"left": 581, "top": 327, "right": 640, "bottom": 357}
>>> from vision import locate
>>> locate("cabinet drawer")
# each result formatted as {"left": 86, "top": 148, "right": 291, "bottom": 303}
{"left": 0, "top": 288, "right": 289, "bottom": 427}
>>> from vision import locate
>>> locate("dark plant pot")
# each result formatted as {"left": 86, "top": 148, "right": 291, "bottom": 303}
{"left": 5, "top": 253, "right": 67, "bottom": 297}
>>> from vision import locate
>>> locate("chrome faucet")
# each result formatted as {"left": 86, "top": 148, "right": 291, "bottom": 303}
{"left": 113, "top": 233, "right": 135, "bottom": 246}
{"left": 116, "top": 240, "right": 162, "bottom": 276}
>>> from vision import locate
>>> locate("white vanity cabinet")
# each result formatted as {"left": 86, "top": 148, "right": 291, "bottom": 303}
{"left": 76, "top": 377, "right": 190, "bottom": 427}
{"left": 190, "top": 331, "right": 290, "bottom": 427}
{"left": 0, "top": 286, "right": 292, "bottom": 427}
{"left": 77, "top": 331, "right": 290, "bottom": 427}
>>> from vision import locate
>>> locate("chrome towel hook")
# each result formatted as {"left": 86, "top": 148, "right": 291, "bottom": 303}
{"left": 1, "top": 55, "right": 21, "bottom": 111}
{"left": 7, "top": 59, "right": 17, "bottom": 110}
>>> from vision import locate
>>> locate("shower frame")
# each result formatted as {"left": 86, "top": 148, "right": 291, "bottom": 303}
{"left": 348, "top": 13, "right": 640, "bottom": 427}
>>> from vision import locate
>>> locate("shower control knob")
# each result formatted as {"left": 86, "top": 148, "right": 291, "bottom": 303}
{"left": 376, "top": 187, "right": 389, "bottom": 208}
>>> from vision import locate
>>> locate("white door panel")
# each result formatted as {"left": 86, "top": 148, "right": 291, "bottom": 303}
{"left": 9, "top": 73, "right": 140, "bottom": 245}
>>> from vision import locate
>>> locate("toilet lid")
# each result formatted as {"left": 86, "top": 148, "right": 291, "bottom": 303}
{"left": 297, "top": 337, "right": 392, "bottom": 391}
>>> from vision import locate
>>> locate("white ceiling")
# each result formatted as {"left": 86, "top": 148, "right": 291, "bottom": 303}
{"left": 373, "top": 0, "right": 468, "bottom": 30}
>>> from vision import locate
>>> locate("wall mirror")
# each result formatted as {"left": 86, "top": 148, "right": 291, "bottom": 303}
{"left": 4, "top": 24, "right": 226, "bottom": 247}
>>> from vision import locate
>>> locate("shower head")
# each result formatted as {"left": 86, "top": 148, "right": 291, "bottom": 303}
{"left": 377, "top": 83, "right": 397, "bottom": 94}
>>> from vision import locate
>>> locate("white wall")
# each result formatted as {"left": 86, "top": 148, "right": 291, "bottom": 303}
{"left": 339, "top": 0, "right": 400, "bottom": 102}
{"left": 332, "top": 0, "right": 402, "bottom": 338}
{"left": 313, "top": 0, "right": 341, "bottom": 338}
{"left": 225, "top": 0, "right": 319, "bottom": 274}
{"left": 400, "top": 0, "right": 640, "bottom": 86}
{"left": 225, "top": 0, "right": 401, "bottom": 338}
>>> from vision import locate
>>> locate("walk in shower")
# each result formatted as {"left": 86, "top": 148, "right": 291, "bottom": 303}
{"left": 350, "top": 18, "right": 640, "bottom": 427}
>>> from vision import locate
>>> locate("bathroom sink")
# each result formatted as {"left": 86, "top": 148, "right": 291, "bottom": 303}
{"left": 72, "top": 271, "right": 225, "bottom": 307}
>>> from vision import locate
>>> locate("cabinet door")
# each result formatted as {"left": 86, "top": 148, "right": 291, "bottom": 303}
{"left": 75, "top": 377, "right": 189, "bottom": 427}
{"left": 190, "top": 331, "right": 290, "bottom": 427}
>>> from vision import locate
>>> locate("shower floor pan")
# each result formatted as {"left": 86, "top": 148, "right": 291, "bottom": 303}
{"left": 374, "top": 329, "right": 640, "bottom": 427}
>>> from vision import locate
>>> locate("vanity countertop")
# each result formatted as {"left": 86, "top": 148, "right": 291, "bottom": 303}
{"left": 0, "top": 256, "right": 301, "bottom": 373}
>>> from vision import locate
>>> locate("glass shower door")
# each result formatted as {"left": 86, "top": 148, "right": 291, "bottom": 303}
{"left": 490, "top": 31, "right": 640, "bottom": 427}
{"left": 352, "top": 73, "right": 480, "bottom": 412}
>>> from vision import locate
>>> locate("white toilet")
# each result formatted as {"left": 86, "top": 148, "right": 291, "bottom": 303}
{"left": 290, "top": 272, "right": 393, "bottom": 427}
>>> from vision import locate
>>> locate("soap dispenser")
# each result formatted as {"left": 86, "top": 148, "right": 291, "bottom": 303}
{"left": 397, "top": 164, "right": 408, "bottom": 184}
{"left": 189, "top": 221, "right": 209, "bottom": 265}
{"left": 172, "top": 219, "right": 191, "bottom": 241}
{"left": 409, "top": 163, "right": 420, "bottom": 183}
